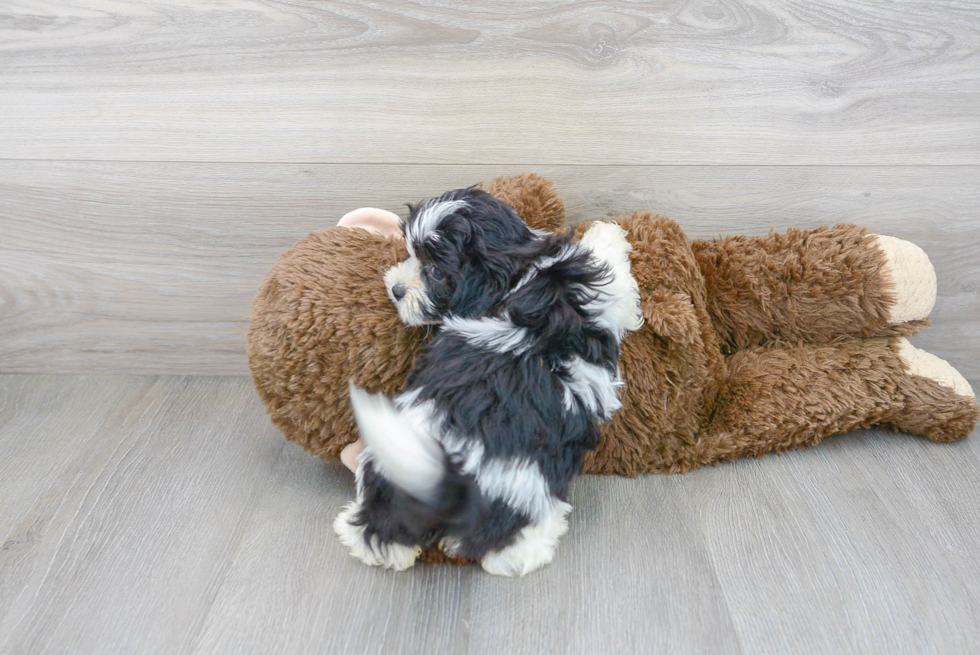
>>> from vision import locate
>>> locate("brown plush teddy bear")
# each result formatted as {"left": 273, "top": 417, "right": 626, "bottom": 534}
{"left": 247, "top": 174, "right": 978, "bottom": 563}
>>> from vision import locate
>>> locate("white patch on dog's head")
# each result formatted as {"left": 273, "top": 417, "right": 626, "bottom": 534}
{"left": 404, "top": 199, "right": 467, "bottom": 258}
{"left": 385, "top": 197, "right": 470, "bottom": 326}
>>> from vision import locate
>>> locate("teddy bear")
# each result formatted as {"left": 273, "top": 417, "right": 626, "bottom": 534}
{"left": 247, "top": 174, "right": 978, "bottom": 563}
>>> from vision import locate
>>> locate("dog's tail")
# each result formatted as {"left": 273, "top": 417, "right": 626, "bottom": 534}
{"left": 348, "top": 383, "right": 448, "bottom": 503}
{"left": 347, "top": 384, "right": 480, "bottom": 532}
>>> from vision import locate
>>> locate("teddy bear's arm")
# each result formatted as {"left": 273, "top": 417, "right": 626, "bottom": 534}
{"left": 483, "top": 174, "right": 567, "bottom": 233}
{"left": 690, "top": 224, "right": 935, "bottom": 353}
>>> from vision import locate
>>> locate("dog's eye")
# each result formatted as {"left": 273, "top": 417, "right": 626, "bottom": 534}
{"left": 429, "top": 267, "right": 445, "bottom": 282}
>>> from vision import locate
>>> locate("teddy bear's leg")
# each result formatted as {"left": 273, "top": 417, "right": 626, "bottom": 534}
{"left": 878, "top": 338, "right": 977, "bottom": 441}
{"left": 684, "top": 338, "right": 977, "bottom": 470}
{"left": 873, "top": 235, "right": 937, "bottom": 324}
{"left": 691, "top": 224, "right": 936, "bottom": 353}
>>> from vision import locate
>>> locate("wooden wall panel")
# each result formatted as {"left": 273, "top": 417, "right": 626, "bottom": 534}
{"left": 1, "top": 162, "right": 976, "bottom": 376}
{"left": 1, "top": 0, "right": 978, "bottom": 164}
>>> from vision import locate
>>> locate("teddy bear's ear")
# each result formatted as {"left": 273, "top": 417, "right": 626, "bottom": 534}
{"left": 483, "top": 173, "right": 566, "bottom": 232}
{"left": 337, "top": 207, "right": 402, "bottom": 237}
{"left": 642, "top": 291, "right": 701, "bottom": 346}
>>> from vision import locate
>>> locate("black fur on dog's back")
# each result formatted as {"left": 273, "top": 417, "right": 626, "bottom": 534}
{"left": 354, "top": 255, "right": 616, "bottom": 557}
{"left": 348, "top": 186, "right": 631, "bottom": 563}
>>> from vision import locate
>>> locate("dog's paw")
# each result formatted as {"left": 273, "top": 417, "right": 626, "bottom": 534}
{"left": 481, "top": 501, "right": 571, "bottom": 577}
{"left": 333, "top": 504, "right": 421, "bottom": 571}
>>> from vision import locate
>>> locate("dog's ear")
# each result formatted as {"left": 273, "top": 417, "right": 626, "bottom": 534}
{"left": 506, "top": 235, "right": 598, "bottom": 335}
{"left": 474, "top": 231, "right": 523, "bottom": 291}
{"left": 439, "top": 210, "right": 519, "bottom": 291}
{"left": 440, "top": 212, "right": 474, "bottom": 252}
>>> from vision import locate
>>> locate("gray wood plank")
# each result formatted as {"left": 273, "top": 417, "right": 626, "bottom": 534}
{"left": 0, "top": 375, "right": 154, "bottom": 554}
{"left": 683, "top": 429, "right": 980, "bottom": 655}
{"left": 190, "top": 442, "right": 473, "bottom": 655}
{"left": 1, "top": 162, "right": 977, "bottom": 376}
{"left": 858, "top": 424, "right": 980, "bottom": 607}
{"left": 0, "top": 376, "right": 283, "bottom": 655}
{"left": 466, "top": 475, "right": 743, "bottom": 655}
{"left": 191, "top": 447, "right": 742, "bottom": 655}
{"left": 1, "top": 1, "right": 978, "bottom": 164}
{"left": 1, "top": 375, "right": 977, "bottom": 653}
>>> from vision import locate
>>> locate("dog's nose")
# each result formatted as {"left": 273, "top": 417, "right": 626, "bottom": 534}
{"left": 391, "top": 284, "right": 406, "bottom": 301}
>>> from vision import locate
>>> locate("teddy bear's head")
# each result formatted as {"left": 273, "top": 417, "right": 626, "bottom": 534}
{"left": 247, "top": 174, "right": 566, "bottom": 462}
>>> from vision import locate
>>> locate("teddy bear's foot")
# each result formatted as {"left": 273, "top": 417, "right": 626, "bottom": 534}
{"left": 333, "top": 503, "right": 422, "bottom": 571}
{"left": 340, "top": 439, "right": 365, "bottom": 473}
{"left": 873, "top": 235, "right": 937, "bottom": 324}
{"left": 886, "top": 338, "right": 979, "bottom": 442}
{"left": 480, "top": 501, "right": 570, "bottom": 577}
{"left": 895, "top": 338, "right": 974, "bottom": 399}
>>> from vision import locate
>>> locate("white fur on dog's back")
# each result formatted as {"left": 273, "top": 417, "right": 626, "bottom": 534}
{"left": 578, "top": 221, "right": 644, "bottom": 341}
{"left": 560, "top": 356, "right": 623, "bottom": 420}
{"left": 442, "top": 315, "right": 532, "bottom": 355}
{"left": 347, "top": 383, "right": 445, "bottom": 502}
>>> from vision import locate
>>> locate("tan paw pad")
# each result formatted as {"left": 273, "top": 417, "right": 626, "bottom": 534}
{"left": 896, "top": 338, "right": 975, "bottom": 398}
{"left": 873, "top": 235, "right": 937, "bottom": 323}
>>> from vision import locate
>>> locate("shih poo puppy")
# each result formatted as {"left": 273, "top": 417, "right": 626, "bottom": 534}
{"left": 334, "top": 187, "right": 642, "bottom": 576}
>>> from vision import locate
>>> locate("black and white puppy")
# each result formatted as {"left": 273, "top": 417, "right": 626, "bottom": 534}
{"left": 334, "top": 188, "right": 642, "bottom": 576}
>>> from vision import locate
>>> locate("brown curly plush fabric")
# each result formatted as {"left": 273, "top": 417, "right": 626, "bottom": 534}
{"left": 483, "top": 173, "right": 566, "bottom": 233}
{"left": 569, "top": 214, "right": 979, "bottom": 476}
{"left": 693, "top": 225, "right": 929, "bottom": 353}
{"left": 247, "top": 174, "right": 978, "bottom": 563}
{"left": 249, "top": 228, "right": 425, "bottom": 463}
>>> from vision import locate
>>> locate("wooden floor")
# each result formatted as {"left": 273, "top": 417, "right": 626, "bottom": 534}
{"left": 2, "top": 1, "right": 980, "bottom": 653}
{"left": 0, "top": 374, "right": 978, "bottom": 654}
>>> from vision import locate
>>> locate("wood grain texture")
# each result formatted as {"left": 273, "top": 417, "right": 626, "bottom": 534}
{"left": 1, "top": 162, "right": 977, "bottom": 376}
{"left": 683, "top": 433, "right": 980, "bottom": 655}
{"left": 465, "top": 475, "right": 742, "bottom": 654}
{"left": 191, "top": 442, "right": 475, "bottom": 655}
{"left": 0, "top": 376, "right": 284, "bottom": 655}
{"left": 1, "top": 374, "right": 978, "bottom": 654}
{"left": 1, "top": 1, "right": 978, "bottom": 164}
{"left": 859, "top": 429, "right": 980, "bottom": 610}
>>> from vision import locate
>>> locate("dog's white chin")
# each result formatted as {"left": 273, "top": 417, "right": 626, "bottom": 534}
{"left": 395, "top": 299, "right": 439, "bottom": 327}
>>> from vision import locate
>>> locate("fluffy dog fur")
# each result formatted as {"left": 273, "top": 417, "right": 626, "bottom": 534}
{"left": 334, "top": 188, "right": 642, "bottom": 575}
{"left": 247, "top": 174, "right": 979, "bottom": 565}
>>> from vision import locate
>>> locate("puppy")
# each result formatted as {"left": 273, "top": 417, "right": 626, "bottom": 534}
{"left": 334, "top": 188, "right": 642, "bottom": 576}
